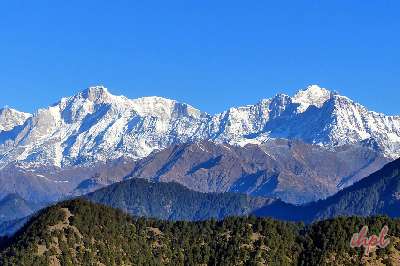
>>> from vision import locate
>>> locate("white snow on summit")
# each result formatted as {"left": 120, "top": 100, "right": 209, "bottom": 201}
{"left": 0, "top": 84, "right": 398, "bottom": 169}
{"left": 0, "top": 107, "right": 31, "bottom": 132}
{"left": 292, "top": 85, "right": 332, "bottom": 113}
{"left": 0, "top": 86, "right": 211, "bottom": 168}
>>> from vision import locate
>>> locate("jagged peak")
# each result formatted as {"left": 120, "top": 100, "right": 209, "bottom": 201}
{"left": 44, "top": 86, "right": 205, "bottom": 122}
{"left": 272, "top": 93, "right": 291, "bottom": 101}
{"left": 0, "top": 106, "right": 14, "bottom": 113}
{"left": 292, "top": 85, "right": 333, "bottom": 113}
{"left": 0, "top": 107, "right": 32, "bottom": 132}
{"left": 268, "top": 93, "right": 292, "bottom": 109}
{"left": 53, "top": 86, "right": 130, "bottom": 110}
{"left": 81, "top": 85, "right": 112, "bottom": 102}
{"left": 296, "top": 84, "right": 330, "bottom": 93}
{"left": 79, "top": 87, "right": 199, "bottom": 112}
{"left": 131, "top": 96, "right": 204, "bottom": 118}
{"left": 0, "top": 106, "right": 31, "bottom": 117}
{"left": 132, "top": 95, "right": 177, "bottom": 105}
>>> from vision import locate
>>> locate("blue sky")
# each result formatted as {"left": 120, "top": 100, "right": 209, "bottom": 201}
{"left": 0, "top": 1, "right": 399, "bottom": 114}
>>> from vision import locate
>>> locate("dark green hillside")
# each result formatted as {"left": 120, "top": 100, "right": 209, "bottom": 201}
{"left": 85, "top": 178, "right": 271, "bottom": 221}
{"left": 301, "top": 216, "right": 400, "bottom": 265}
{"left": 2, "top": 199, "right": 400, "bottom": 265}
{"left": 0, "top": 199, "right": 302, "bottom": 266}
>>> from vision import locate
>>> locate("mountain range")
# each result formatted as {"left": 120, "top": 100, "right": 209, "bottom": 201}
{"left": 1, "top": 156, "right": 399, "bottom": 237}
{"left": 85, "top": 157, "right": 400, "bottom": 224}
{"left": 124, "top": 140, "right": 388, "bottom": 203}
{"left": 0, "top": 85, "right": 399, "bottom": 232}
{"left": 1, "top": 156, "right": 398, "bottom": 234}
{"left": 0, "top": 138, "right": 388, "bottom": 208}
{"left": 0, "top": 148, "right": 400, "bottom": 265}
{"left": 0, "top": 85, "right": 399, "bottom": 170}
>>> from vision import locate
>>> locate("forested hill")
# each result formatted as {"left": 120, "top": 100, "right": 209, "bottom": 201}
{"left": 84, "top": 177, "right": 272, "bottom": 221}
{"left": 1, "top": 199, "right": 400, "bottom": 265}
{"left": 0, "top": 199, "right": 301, "bottom": 265}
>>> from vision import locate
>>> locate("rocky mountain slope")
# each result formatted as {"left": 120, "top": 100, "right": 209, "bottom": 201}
{"left": 0, "top": 158, "right": 136, "bottom": 204}
{"left": 126, "top": 140, "right": 388, "bottom": 204}
{"left": 0, "top": 85, "right": 398, "bottom": 170}
{"left": 311, "top": 157, "right": 400, "bottom": 221}
{"left": 0, "top": 138, "right": 388, "bottom": 227}
{"left": 254, "top": 158, "right": 400, "bottom": 222}
{"left": 0, "top": 194, "right": 40, "bottom": 224}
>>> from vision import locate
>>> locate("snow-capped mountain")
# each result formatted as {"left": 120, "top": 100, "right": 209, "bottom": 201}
{"left": 0, "top": 107, "right": 31, "bottom": 132}
{"left": 209, "top": 85, "right": 400, "bottom": 158}
{"left": 0, "top": 87, "right": 210, "bottom": 168}
{"left": 0, "top": 85, "right": 399, "bottom": 169}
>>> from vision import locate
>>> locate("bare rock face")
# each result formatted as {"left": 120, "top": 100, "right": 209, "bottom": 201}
{"left": 126, "top": 140, "right": 389, "bottom": 204}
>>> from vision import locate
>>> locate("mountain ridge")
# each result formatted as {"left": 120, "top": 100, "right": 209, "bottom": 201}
{"left": 125, "top": 140, "right": 389, "bottom": 204}
{"left": 254, "top": 157, "right": 400, "bottom": 222}
{"left": 84, "top": 177, "right": 272, "bottom": 221}
{"left": 0, "top": 84, "right": 398, "bottom": 170}
{"left": 1, "top": 158, "right": 399, "bottom": 237}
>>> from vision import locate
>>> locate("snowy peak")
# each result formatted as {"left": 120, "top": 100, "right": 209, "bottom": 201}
{"left": 81, "top": 86, "right": 111, "bottom": 103}
{"left": 269, "top": 93, "right": 293, "bottom": 118}
{"left": 0, "top": 107, "right": 31, "bottom": 132}
{"left": 292, "top": 85, "right": 332, "bottom": 113}
{"left": 71, "top": 87, "right": 203, "bottom": 118}
{"left": 63, "top": 86, "right": 130, "bottom": 108}
{"left": 130, "top": 96, "right": 204, "bottom": 119}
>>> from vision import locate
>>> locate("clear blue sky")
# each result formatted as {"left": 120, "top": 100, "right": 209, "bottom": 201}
{"left": 0, "top": 1, "right": 399, "bottom": 115}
